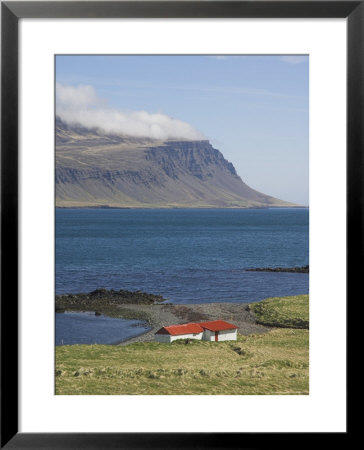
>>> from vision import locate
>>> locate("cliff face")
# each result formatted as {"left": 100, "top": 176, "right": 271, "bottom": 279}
{"left": 55, "top": 118, "right": 295, "bottom": 208}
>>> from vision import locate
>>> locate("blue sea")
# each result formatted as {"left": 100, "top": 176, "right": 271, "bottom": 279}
{"left": 56, "top": 208, "right": 308, "bottom": 344}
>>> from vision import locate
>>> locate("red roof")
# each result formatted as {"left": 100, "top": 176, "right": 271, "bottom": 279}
{"left": 198, "top": 320, "right": 238, "bottom": 332}
{"left": 155, "top": 320, "right": 238, "bottom": 336}
{"left": 156, "top": 323, "right": 204, "bottom": 336}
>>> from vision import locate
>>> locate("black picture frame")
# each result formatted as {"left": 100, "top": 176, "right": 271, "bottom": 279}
{"left": 1, "top": 1, "right": 355, "bottom": 448}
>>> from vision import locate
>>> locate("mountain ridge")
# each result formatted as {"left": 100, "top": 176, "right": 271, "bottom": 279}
{"left": 55, "top": 117, "right": 298, "bottom": 209}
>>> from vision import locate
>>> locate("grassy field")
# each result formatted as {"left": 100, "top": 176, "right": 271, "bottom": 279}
{"left": 249, "top": 295, "right": 309, "bottom": 329}
{"left": 56, "top": 295, "right": 309, "bottom": 395}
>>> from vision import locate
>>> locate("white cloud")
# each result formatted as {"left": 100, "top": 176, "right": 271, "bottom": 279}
{"left": 56, "top": 83, "right": 204, "bottom": 140}
{"left": 280, "top": 55, "right": 308, "bottom": 65}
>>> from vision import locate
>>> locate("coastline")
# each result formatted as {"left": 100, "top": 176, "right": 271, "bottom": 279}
{"left": 246, "top": 265, "right": 309, "bottom": 274}
{"left": 56, "top": 288, "right": 309, "bottom": 345}
{"left": 117, "top": 302, "right": 270, "bottom": 345}
{"left": 56, "top": 205, "right": 308, "bottom": 210}
{"left": 56, "top": 300, "right": 270, "bottom": 345}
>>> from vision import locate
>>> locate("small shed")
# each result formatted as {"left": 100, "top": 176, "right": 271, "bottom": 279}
{"left": 198, "top": 320, "right": 238, "bottom": 342}
{"left": 155, "top": 320, "right": 238, "bottom": 343}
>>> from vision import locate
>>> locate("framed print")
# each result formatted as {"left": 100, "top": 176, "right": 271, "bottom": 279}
{"left": 1, "top": 1, "right": 357, "bottom": 447}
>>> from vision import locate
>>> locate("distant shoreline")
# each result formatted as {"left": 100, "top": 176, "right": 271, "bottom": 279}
{"left": 246, "top": 265, "right": 309, "bottom": 274}
{"left": 55, "top": 205, "right": 309, "bottom": 210}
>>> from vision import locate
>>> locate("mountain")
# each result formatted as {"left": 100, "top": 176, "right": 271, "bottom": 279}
{"left": 55, "top": 117, "right": 297, "bottom": 208}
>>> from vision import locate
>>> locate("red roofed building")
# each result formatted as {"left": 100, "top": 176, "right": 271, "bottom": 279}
{"left": 155, "top": 320, "right": 238, "bottom": 343}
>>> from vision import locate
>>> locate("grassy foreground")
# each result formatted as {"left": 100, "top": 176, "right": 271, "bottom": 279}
{"left": 249, "top": 295, "right": 309, "bottom": 329}
{"left": 56, "top": 295, "right": 309, "bottom": 395}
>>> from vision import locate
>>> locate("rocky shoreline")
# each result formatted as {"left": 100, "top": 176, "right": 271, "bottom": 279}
{"left": 116, "top": 302, "right": 268, "bottom": 345}
{"left": 246, "top": 265, "right": 309, "bottom": 273}
{"left": 56, "top": 289, "right": 269, "bottom": 345}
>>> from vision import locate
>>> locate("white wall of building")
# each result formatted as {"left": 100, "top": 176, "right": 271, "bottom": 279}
{"left": 170, "top": 332, "right": 203, "bottom": 342}
{"left": 216, "top": 329, "right": 237, "bottom": 341}
{"left": 155, "top": 329, "right": 237, "bottom": 343}
{"left": 155, "top": 332, "right": 203, "bottom": 343}
{"left": 202, "top": 329, "right": 237, "bottom": 341}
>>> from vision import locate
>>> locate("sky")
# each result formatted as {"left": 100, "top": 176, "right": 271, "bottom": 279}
{"left": 56, "top": 55, "right": 309, "bottom": 205}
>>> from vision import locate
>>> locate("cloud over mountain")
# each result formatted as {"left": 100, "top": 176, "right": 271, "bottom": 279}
{"left": 56, "top": 83, "right": 204, "bottom": 140}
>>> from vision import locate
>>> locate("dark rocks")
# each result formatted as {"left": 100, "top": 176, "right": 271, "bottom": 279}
{"left": 232, "top": 347, "right": 246, "bottom": 356}
{"left": 55, "top": 288, "right": 167, "bottom": 319}
{"left": 246, "top": 265, "right": 309, "bottom": 273}
{"left": 57, "top": 288, "right": 165, "bottom": 305}
{"left": 90, "top": 288, "right": 109, "bottom": 297}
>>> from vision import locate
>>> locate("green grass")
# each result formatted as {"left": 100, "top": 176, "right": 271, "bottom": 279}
{"left": 56, "top": 330, "right": 308, "bottom": 395}
{"left": 249, "top": 295, "right": 309, "bottom": 329}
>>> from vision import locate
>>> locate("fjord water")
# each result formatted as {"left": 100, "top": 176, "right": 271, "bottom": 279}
{"left": 56, "top": 208, "right": 309, "bottom": 303}
{"left": 56, "top": 312, "right": 149, "bottom": 345}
